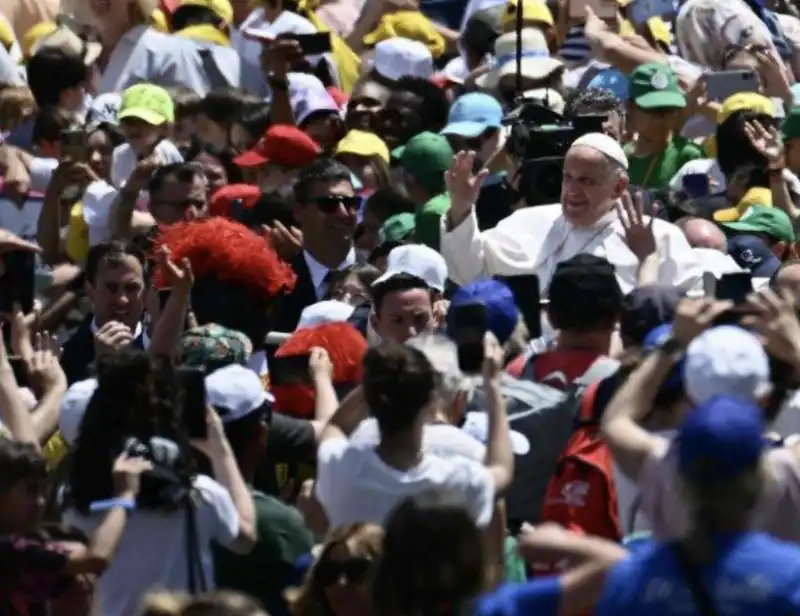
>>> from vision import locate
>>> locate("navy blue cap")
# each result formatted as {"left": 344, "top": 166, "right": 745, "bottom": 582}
{"left": 643, "top": 323, "right": 684, "bottom": 392}
{"left": 728, "top": 234, "right": 781, "bottom": 278}
{"left": 678, "top": 395, "right": 765, "bottom": 484}
{"left": 448, "top": 278, "right": 519, "bottom": 344}
{"left": 620, "top": 285, "right": 682, "bottom": 346}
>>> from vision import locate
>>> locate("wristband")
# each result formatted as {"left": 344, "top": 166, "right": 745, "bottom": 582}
{"left": 656, "top": 336, "right": 684, "bottom": 358}
{"left": 89, "top": 497, "right": 136, "bottom": 512}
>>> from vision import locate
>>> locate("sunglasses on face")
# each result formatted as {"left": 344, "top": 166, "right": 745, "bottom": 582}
{"left": 316, "top": 557, "right": 372, "bottom": 586}
{"left": 311, "top": 195, "right": 361, "bottom": 214}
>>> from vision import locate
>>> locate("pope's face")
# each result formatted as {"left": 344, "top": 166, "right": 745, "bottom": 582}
{"left": 561, "top": 145, "right": 628, "bottom": 227}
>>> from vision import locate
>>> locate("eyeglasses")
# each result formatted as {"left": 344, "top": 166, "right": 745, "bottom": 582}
{"left": 316, "top": 557, "right": 372, "bottom": 586}
{"left": 311, "top": 195, "right": 361, "bottom": 214}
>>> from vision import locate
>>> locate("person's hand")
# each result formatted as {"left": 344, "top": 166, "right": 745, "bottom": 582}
{"left": 126, "top": 154, "right": 163, "bottom": 192}
{"left": 517, "top": 522, "right": 576, "bottom": 561}
{"left": 445, "top": 151, "right": 489, "bottom": 229}
{"left": 617, "top": 191, "right": 656, "bottom": 261}
{"left": 3, "top": 153, "right": 31, "bottom": 198}
{"left": 25, "top": 332, "right": 66, "bottom": 395}
{"left": 112, "top": 452, "right": 154, "bottom": 499}
{"left": 670, "top": 298, "right": 733, "bottom": 346}
{"left": 5, "top": 301, "right": 40, "bottom": 363}
{"left": 583, "top": 6, "right": 609, "bottom": 42}
{"left": 190, "top": 406, "right": 228, "bottom": 457}
{"left": 0, "top": 229, "right": 41, "bottom": 255}
{"left": 52, "top": 160, "right": 100, "bottom": 189}
{"left": 155, "top": 246, "right": 194, "bottom": 294}
{"left": 261, "top": 36, "right": 303, "bottom": 78}
{"left": 742, "top": 288, "right": 800, "bottom": 364}
{"left": 263, "top": 220, "right": 303, "bottom": 261}
{"left": 754, "top": 46, "right": 793, "bottom": 97}
{"left": 0, "top": 324, "right": 13, "bottom": 380}
{"left": 309, "top": 347, "right": 333, "bottom": 381}
{"left": 744, "top": 120, "right": 785, "bottom": 167}
{"left": 433, "top": 299, "right": 449, "bottom": 329}
{"left": 684, "top": 75, "right": 710, "bottom": 114}
{"left": 482, "top": 331, "right": 504, "bottom": 381}
{"left": 94, "top": 321, "right": 134, "bottom": 356}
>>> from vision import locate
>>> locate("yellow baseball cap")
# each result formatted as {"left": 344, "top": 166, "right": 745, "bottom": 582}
{"left": 118, "top": 83, "right": 175, "bottom": 126}
{"left": 22, "top": 21, "right": 58, "bottom": 59}
{"left": 150, "top": 9, "right": 170, "bottom": 32}
{"left": 363, "top": 11, "right": 446, "bottom": 58}
{"left": 501, "top": 0, "right": 554, "bottom": 29}
{"left": 713, "top": 187, "right": 773, "bottom": 223}
{"left": 178, "top": 0, "right": 234, "bottom": 24}
{"left": 334, "top": 130, "right": 390, "bottom": 163}
{"left": 619, "top": 17, "right": 671, "bottom": 47}
{"left": 705, "top": 92, "right": 774, "bottom": 158}
{"left": 0, "top": 19, "right": 15, "bottom": 52}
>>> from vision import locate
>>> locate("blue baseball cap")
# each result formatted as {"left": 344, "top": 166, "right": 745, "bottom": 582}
{"left": 440, "top": 92, "right": 503, "bottom": 138}
{"left": 587, "top": 68, "right": 630, "bottom": 102}
{"left": 727, "top": 235, "right": 781, "bottom": 279}
{"left": 677, "top": 395, "right": 765, "bottom": 484}
{"left": 447, "top": 278, "right": 519, "bottom": 344}
{"left": 643, "top": 323, "right": 684, "bottom": 392}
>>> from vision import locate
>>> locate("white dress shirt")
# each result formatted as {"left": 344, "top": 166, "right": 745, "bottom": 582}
{"left": 303, "top": 248, "right": 357, "bottom": 300}
{"left": 440, "top": 204, "right": 701, "bottom": 294}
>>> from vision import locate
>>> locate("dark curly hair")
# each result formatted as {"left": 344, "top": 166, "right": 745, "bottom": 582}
{"left": 67, "top": 348, "right": 193, "bottom": 514}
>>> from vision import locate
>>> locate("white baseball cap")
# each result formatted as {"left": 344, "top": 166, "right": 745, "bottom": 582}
{"left": 205, "top": 364, "right": 272, "bottom": 424}
{"left": 374, "top": 37, "right": 434, "bottom": 82}
{"left": 373, "top": 244, "right": 448, "bottom": 292}
{"left": 684, "top": 326, "right": 771, "bottom": 404}
{"left": 297, "top": 300, "right": 355, "bottom": 330}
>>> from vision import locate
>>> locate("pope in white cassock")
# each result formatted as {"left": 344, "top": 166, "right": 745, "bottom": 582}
{"left": 439, "top": 132, "right": 702, "bottom": 295}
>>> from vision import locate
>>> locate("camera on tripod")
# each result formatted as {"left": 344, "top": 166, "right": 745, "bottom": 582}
{"left": 504, "top": 100, "right": 606, "bottom": 206}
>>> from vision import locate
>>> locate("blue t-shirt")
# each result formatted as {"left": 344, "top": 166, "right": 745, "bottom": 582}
{"left": 596, "top": 532, "right": 800, "bottom": 615}
{"left": 475, "top": 577, "right": 561, "bottom": 616}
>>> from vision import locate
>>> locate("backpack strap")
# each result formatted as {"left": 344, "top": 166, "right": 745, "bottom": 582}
{"left": 577, "top": 381, "right": 601, "bottom": 425}
{"left": 573, "top": 357, "right": 619, "bottom": 388}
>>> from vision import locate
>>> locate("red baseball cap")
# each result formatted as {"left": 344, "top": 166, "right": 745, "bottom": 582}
{"left": 233, "top": 124, "right": 322, "bottom": 169}
{"left": 209, "top": 184, "right": 261, "bottom": 218}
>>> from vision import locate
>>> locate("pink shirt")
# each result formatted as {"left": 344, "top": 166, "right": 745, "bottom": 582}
{"left": 637, "top": 438, "right": 800, "bottom": 542}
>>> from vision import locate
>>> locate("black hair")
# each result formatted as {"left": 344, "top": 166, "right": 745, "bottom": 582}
{"left": 0, "top": 437, "right": 46, "bottom": 494}
{"left": 222, "top": 408, "right": 270, "bottom": 465}
{"left": 171, "top": 5, "right": 225, "bottom": 31}
{"left": 67, "top": 349, "right": 193, "bottom": 513}
{"left": 393, "top": 77, "right": 450, "bottom": 133}
{"left": 85, "top": 239, "right": 147, "bottom": 285}
{"left": 148, "top": 161, "right": 205, "bottom": 195}
{"left": 728, "top": 162, "right": 770, "bottom": 196}
{"left": 363, "top": 345, "right": 439, "bottom": 438}
{"left": 26, "top": 47, "right": 89, "bottom": 107}
{"left": 293, "top": 157, "right": 353, "bottom": 204}
{"left": 364, "top": 188, "right": 417, "bottom": 222}
{"left": 88, "top": 121, "right": 126, "bottom": 149}
{"left": 716, "top": 110, "right": 774, "bottom": 178}
{"left": 245, "top": 182, "right": 298, "bottom": 230}
{"left": 564, "top": 87, "right": 624, "bottom": 119}
{"left": 371, "top": 273, "right": 432, "bottom": 314}
{"left": 326, "top": 263, "right": 382, "bottom": 300}
{"left": 236, "top": 101, "right": 272, "bottom": 144}
{"left": 166, "top": 85, "right": 203, "bottom": 119}
{"left": 548, "top": 254, "right": 622, "bottom": 333}
{"left": 182, "top": 140, "right": 243, "bottom": 184}
{"left": 31, "top": 105, "right": 73, "bottom": 146}
{"left": 196, "top": 88, "right": 246, "bottom": 127}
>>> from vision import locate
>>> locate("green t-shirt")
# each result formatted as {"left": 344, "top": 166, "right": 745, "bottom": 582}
{"left": 624, "top": 136, "right": 705, "bottom": 189}
{"left": 415, "top": 193, "right": 451, "bottom": 252}
{"left": 214, "top": 489, "right": 313, "bottom": 616}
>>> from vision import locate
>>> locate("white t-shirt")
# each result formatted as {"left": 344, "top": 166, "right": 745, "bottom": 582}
{"left": 64, "top": 474, "right": 239, "bottom": 616}
{"left": 349, "top": 418, "right": 486, "bottom": 462}
{"left": 315, "top": 437, "right": 495, "bottom": 528}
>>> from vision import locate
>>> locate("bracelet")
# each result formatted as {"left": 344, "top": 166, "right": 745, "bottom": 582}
{"left": 655, "top": 336, "right": 684, "bottom": 359}
{"left": 89, "top": 497, "right": 136, "bottom": 512}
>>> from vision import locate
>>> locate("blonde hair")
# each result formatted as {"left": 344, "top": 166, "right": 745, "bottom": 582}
{"left": 142, "top": 591, "right": 265, "bottom": 616}
{"left": 286, "top": 524, "right": 384, "bottom": 616}
{"left": 0, "top": 86, "right": 36, "bottom": 132}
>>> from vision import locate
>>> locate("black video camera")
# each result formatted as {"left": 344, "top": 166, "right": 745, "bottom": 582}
{"left": 504, "top": 101, "right": 606, "bottom": 206}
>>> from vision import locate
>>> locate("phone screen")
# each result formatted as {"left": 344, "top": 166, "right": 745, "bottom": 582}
{"left": 61, "top": 128, "right": 88, "bottom": 162}
{"left": 288, "top": 32, "right": 332, "bottom": 55}
{"left": 179, "top": 367, "right": 207, "bottom": 440}
{"left": 716, "top": 272, "right": 753, "bottom": 304}
{"left": 269, "top": 354, "right": 311, "bottom": 386}
{"left": 0, "top": 250, "right": 35, "bottom": 314}
{"left": 451, "top": 304, "right": 488, "bottom": 374}
{"left": 705, "top": 70, "right": 759, "bottom": 102}
{"left": 495, "top": 275, "right": 541, "bottom": 338}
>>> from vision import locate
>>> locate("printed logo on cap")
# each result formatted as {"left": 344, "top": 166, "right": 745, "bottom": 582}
{"left": 650, "top": 70, "right": 669, "bottom": 90}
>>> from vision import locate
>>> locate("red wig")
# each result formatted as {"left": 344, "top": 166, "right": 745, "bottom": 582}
{"left": 154, "top": 216, "right": 296, "bottom": 299}
{"left": 272, "top": 322, "right": 367, "bottom": 418}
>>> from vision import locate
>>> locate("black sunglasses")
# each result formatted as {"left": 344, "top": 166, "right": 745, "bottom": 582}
{"left": 312, "top": 195, "right": 361, "bottom": 214}
{"left": 316, "top": 557, "right": 372, "bottom": 586}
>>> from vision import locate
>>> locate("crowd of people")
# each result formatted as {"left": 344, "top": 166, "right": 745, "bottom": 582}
{"left": 4, "top": 0, "right": 800, "bottom": 614}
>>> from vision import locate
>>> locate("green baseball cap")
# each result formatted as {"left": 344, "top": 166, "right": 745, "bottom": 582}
{"left": 781, "top": 105, "right": 800, "bottom": 141}
{"left": 722, "top": 205, "right": 796, "bottom": 244}
{"left": 118, "top": 83, "right": 175, "bottom": 126}
{"left": 378, "top": 212, "right": 416, "bottom": 245}
{"left": 628, "top": 63, "right": 686, "bottom": 110}
{"left": 392, "top": 132, "right": 453, "bottom": 193}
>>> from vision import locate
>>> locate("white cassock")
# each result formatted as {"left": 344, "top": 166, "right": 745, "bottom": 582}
{"left": 440, "top": 204, "right": 702, "bottom": 294}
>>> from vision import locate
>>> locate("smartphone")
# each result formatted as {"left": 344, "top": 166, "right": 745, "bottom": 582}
{"left": 451, "top": 304, "right": 488, "bottom": 374}
{"left": 682, "top": 173, "right": 710, "bottom": 200}
{"left": 627, "top": 0, "right": 674, "bottom": 26}
{"left": 287, "top": 32, "right": 332, "bottom": 55}
{"left": 0, "top": 250, "right": 35, "bottom": 314}
{"left": 716, "top": 272, "right": 753, "bottom": 304}
{"left": 495, "top": 274, "right": 541, "bottom": 338}
{"left": 705, "top": 70, "right": 759, "bottom": 102}
{"left": 569, "top": 0, "right": 618, "bottom": 20}
{"left": 61, "top": 128, "right": 89, "bottom": 162}
{"left": 269, "top": 354, "right": 311, "bottom": 386}
{"left": 179, "top": 367, "right": 207, "bottom": 440}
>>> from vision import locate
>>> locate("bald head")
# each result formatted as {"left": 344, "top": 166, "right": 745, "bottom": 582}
{"left": 677, "top": 217, "right": 728, "bottom": 252}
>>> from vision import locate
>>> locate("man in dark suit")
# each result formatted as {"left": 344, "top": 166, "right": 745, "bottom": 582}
{"left": 274, "top": 158, "right": 359, "bottom": 333}
{"left": 61, "top": 240, "right": 148, "bottom": 384}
